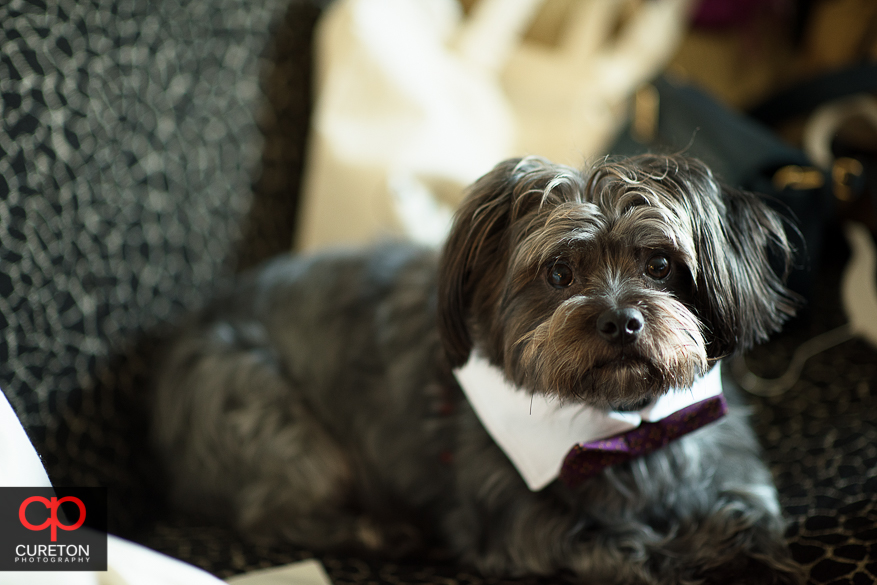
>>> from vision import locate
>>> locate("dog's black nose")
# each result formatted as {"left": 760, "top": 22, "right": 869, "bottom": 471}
{"left": 597, "top": 307, "right": 644, "bottom": 345}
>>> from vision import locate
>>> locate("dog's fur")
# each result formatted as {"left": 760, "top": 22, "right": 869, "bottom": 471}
{"left": 152, "top": 155, "right": 804, "bottom": 584}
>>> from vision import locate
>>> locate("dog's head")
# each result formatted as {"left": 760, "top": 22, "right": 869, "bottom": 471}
{"left": 438, "top": 155, "right": 798, "bottom": 409}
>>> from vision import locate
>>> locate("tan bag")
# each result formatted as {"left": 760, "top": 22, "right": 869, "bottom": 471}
{"left": 295, "top": 0, "right": 692, "bottom": 251}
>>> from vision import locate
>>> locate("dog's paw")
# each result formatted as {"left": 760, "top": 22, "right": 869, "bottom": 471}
{"left": 355, "top": 517, "right": 423, "bottom": 557}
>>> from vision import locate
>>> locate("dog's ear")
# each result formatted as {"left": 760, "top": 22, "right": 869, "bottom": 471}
{"left": 694, "top": 185, "right": 800, "bottom": 358}
{"left": 438, "top": 157, "right": 586, "bottom": 367}
{"left": 437, "top": 158, "right": 525, "bottom": 367}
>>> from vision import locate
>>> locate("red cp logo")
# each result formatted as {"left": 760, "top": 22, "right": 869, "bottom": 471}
{"left": 19, "top": 496, "right": 86, "bottom": 542}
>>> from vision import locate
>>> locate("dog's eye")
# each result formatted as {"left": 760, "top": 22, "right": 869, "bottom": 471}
{"left": 547, "top": 262, "right": 574, "bottom": 288}
{"left": 646, "top": 254, "right": 671, "bottom": 280}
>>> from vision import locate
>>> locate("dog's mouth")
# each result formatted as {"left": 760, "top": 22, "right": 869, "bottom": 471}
{"left": 560, "top": 355, "right": 667, "bottom": 409}
{"left": 591, "top": 354, "right": 651, "bottom": 372}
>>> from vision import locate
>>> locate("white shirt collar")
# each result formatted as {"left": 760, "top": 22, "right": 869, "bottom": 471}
{"left": 453, "top": 353, "right": 723, "bottom": 491}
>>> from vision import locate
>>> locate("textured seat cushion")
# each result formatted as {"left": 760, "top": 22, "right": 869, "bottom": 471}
{"left": 0, "top": 0, "right": 317, "bottom": 531}
{"left": 1, "top": 0, "right": 282, "bottom": 433}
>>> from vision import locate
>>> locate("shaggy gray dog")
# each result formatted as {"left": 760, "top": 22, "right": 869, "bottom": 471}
{"left": 153, "top": 155, "right": 804, "bottom": 584}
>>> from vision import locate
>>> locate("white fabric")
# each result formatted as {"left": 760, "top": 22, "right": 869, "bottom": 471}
{"left": 0, "top": 390, "right": 52, "bottom": 489}
{"left": 295, "top": 0, "right": 693, "bottom": 251}
{"left": 453, "top": 355, "right": 723, "bottom": 491}
{"left": 225, "top": 560, "right": 332, "bottom": 585}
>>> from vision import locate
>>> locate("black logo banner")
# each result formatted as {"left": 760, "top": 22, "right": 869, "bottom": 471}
{"left": 0, "top": 487, "right": 107, "bottom": 571}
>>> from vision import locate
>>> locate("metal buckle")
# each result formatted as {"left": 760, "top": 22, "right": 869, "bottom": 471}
{"left": 772, "top": 165, "right": 825, "bottom": 191}
{"left": 831, "top": 157, "right": 864, "bottom": 202}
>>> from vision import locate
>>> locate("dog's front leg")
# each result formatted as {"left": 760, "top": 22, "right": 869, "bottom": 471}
{"left": 618, "top": 491, "right": 806, "bottom": 585}
{"left": 446, "top": 412, "right": 804, "bottom": 584}
{"left": 563, "top": 420, "right": 806, "bottom": 585}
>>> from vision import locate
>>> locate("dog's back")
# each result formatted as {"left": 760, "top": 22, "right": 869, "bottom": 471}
{"left": 152, "top": 244, "right": 451, "bottom": 550}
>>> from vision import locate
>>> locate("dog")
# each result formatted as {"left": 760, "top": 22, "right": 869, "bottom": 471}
{"left": 152, "top": 154, "right": 805, "bottom": 584}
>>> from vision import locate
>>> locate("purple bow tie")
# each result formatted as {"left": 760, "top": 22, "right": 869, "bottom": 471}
{"left": 559, "top": 394, "right": 729, "bottom": 487}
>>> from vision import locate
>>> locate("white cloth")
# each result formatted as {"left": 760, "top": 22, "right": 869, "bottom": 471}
{"left": 225, "top": 560, "right": 332, "bottom": 585}
{"left": 453, "top": 355, "right": 723, "bottom": 491}
{"left": 0, "top": 390, "right": 52, "bottom": 489}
